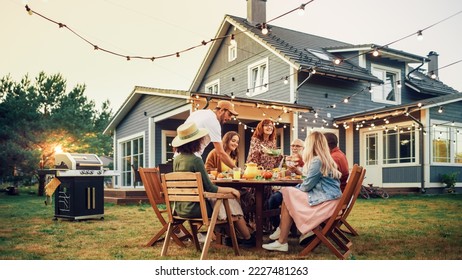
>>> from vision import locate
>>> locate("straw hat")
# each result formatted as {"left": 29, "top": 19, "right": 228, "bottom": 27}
{"left": 171, "top": 122, "right": 209, "bottom": 147}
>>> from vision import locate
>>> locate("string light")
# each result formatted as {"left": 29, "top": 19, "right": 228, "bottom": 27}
{"left": 417, "top": 30, "right": 423, "bottom": 41}
{"left": 261, "top": 23, "right": 269, "bottom": 35}
{"left": 430, "top": 71, "right": 437, "bottom": 79}
{"left": 230, "top": 34, "right": 237, "bottom": 46}
{"left": 372, "top": 49, "right": 379, "bottom": 57}
{"left": 297, "top": 4, "right": 306, "bottom": 16}
{"left": 334, "top": 58, "right": 342, "bottom": 65}
{"left": 438, "top": 106, "right": 443, "bottom": 113}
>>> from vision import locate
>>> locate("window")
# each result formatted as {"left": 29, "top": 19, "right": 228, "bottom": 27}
{"left": 371, "top": 65, "right": 401, "bottom": 104}
{"left": 228, "top": 44, "right": 237, "bottom": 61}
{"left": 205, "top": 79, "right": 219, "bottom": 95}
{"left": 247, "top": 58, "right": 269, "bottom": 96}
{"left": 383, "top": 127, "right": 416, "bottom": 164}
{"left": 307, "top": 49, "right": 331, "bottom": 61}
{"left": 120, "top": 136, "right": 144, "bottom": 187}
{"left": 432, "top": 123, "right": 462, "bottom": 164}
{"left": 366, "top": 133, "right": 378, "bottom": 165}
{"left": 162, "top": 130, "right": 176, "bottom": 163}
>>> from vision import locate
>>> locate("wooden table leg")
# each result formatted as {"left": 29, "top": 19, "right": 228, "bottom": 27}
{"left": 254, "top": 186, "right": 263, "bottom": 248}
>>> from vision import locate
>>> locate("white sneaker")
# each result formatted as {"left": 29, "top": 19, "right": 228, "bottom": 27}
{"left": 197, "top": 233, "right": 206, "bottom": 243}
{"left": 269, "top": 227, "right": 281, "bottom": 240}
{"left": 299, "top": 231, "right": 314, "bottom": 245}
{"left": 262, "top": 240, "right": 289, "bottom": 252}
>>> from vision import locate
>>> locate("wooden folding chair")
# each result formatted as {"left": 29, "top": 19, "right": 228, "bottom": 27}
{"left": 138, "top": 167, "right": 191, "bottom": 247}
{"left": 160, "top": 172, "right": 240, "bottom": 260}
{"left": 299, "top": 164, "right": 365, "bottom": 259}
{"left": 338, "top": 167, "right": 367, "bottom": 236}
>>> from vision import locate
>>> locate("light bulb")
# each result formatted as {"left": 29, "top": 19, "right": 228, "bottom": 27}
{"left": 297, "top": 4, "right": 306, "bottom": 16}
{"left": 230, "top": 34, "right": 237, "bottom": 46}
{"left": 417, "top": 30, "right": 423, "bottom": 41}
{"left": 372, "top": 49, "right": 379, "bottom": 57}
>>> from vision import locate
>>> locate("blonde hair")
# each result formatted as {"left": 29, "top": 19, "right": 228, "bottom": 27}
{"left": 303, "top": 131, "right": 341, "bottom": 178}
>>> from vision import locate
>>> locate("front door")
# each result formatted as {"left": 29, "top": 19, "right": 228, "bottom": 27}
{"left": 362, "top": 131, "right": 383, "bottom": 187}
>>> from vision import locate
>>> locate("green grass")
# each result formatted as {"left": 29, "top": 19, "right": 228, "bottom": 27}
{"left": 1, "top": 187, "right": 461, "bottom": 260}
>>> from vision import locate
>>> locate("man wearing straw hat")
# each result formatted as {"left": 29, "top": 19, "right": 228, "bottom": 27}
{"left": 184, "top": 100, "right": 239, "bottom": 169}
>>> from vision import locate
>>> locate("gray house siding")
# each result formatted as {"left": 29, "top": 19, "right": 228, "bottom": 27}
{"left": 430, "top": 166, "right": 462, "bottom": 184}
{"left": 383, "top": 166, "right": 421, "bottom": 183}
{"left": 429, "top": 100, "right": 462, "bottom": 122}
{"left": 197, "top": 26, "right": 292, "bottom": 103}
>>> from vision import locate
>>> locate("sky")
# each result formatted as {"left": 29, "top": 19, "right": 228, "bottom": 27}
{"left": 2, "top": 0, "right": 462, "bottom": 112}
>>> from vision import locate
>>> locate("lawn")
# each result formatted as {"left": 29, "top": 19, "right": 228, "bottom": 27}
{"left": 1, "top": 186, "right": 461, "bottom": 260}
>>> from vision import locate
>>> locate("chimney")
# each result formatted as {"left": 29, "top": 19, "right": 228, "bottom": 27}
{"left": 247, "top": 0, "right": 267, "bottom": 26}
{"left": 427, "top": 51, "right": 439, "bottom": 79}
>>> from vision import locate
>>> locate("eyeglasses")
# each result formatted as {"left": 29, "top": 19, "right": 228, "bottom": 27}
{"left": 291, "top": 145, "right": 303, "bottom": 148}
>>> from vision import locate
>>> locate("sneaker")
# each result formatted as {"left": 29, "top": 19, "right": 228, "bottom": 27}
{"left": 262, "top": 240, "right": 289, "bottom": 252}
{"left": 269, "top": 227, "right": 281, "bottom": 240}
{"left": 196, "top": 233, "right": 206, "bottom": 243}
{"left": 299, "top": 231, "right": 315, "bottom": 246}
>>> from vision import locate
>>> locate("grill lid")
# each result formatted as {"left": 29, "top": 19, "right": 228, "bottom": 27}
{"left": 55, "top": 153, "right": 103, "bottom": 170}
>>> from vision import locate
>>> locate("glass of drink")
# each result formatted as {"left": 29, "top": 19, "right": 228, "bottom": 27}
{"left": 210, "top": 168, "right": 218, "bottom": 180}
{"left": 233, "top": 167, "right": 241, "bottom": 180}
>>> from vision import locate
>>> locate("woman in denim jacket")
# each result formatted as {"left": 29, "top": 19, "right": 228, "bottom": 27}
{"left": 262, "top": 131, "right": 342, "bottom": 252}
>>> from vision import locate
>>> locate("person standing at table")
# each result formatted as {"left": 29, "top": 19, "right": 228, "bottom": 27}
{"left": 324, "top": 132, "right": 349, "bottom": 192}
{"left": 267, "top": 138, "right": 305, "bottom": 239}
{"left": 246, "top": 119, "right": 282, "bottom": 170}
{"left": 172, "top": 122, "right": 255, "bottom": 247}
{"left": 185, "top": 100, "right": 239, "bottom": 169}
{"left": 262, "top": 131, "right": 342, "bottom": 252}
{"left": 205, "top": 131, "right": 240, "bottom": 174}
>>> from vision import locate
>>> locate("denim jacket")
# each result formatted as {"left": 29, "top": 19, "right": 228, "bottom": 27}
{"left": 296, "top": 157, "right": 342, "bottom": 206}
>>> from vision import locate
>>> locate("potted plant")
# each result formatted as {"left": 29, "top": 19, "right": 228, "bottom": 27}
{"left": 440, "top": 172, "right": 459, "bottom": 193}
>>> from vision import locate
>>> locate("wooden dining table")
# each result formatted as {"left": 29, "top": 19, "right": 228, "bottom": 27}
{"left": 212, "top": 178, "right": 302, "bottom": 248}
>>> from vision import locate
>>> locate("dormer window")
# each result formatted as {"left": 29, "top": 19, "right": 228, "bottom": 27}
{"left": 371, "top": 64, "right": 401, "bottom": 105}
{"left": 307, "top": 49, "right": 331, "bottom": 61}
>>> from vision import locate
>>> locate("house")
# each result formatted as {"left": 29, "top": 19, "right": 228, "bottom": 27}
{"left": 104, "top": 0, "right": 461, "bottom": 194}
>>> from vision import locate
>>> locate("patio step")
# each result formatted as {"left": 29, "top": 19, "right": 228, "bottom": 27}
{"left": 104, "top": 188, "right": 150, "bottom": 205}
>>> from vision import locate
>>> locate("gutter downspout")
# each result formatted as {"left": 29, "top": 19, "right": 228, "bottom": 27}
{"left": 295, "top": 71, "right": 312, "bottom": 104}
{"left": 407, "top": 113, "right": 426, "bottom": 193}
{"left": 407, "top": 58, "right": 425, "bottom": 80}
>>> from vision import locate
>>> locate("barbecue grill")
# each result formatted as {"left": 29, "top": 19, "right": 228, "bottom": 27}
{"left": 52, "top": 153, "right": 118, "bottom": 221}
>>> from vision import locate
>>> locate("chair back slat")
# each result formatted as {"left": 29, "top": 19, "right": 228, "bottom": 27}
{"left": 138, "top": 167, "right": 165, "bottom": 209}
{"left": 161, "top": 172, "right": 209, "bottom": 226}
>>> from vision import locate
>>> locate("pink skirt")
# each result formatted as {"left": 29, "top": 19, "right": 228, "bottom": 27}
{"left": 280, "top": 187, "right": 339, "bottom": 235}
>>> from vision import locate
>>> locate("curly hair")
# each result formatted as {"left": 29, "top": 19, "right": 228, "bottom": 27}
{"left": 251, "top": 118, "right": 276, "bottom": 141}
{"left": 175, "top": 137, "right": 204, "bottom": 154}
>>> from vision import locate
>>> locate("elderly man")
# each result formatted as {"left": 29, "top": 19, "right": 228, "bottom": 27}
{"left": 184, "top": 100, "right": 239, "bottom": 169}
{"left": 268, "top": 138, "right": 305, "bottom": 239}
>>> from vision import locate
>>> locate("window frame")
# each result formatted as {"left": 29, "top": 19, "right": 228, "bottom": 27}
{"left": 205, "top": 79, "right": 220, "bottom": 95}
{"left": 431, "top": 121, "right": 462, "bottom": 165}
{"left": 247, "top": 58, "right": 269, "bottom": 96}
{"left": 117, "top": 132, "right": 144, "bottom": 187}
{"left": 370, "top": 64, "right": 401, "bottom": 105}
{"left": 382, "top": 125, "right": 417, "bottom": 165}
{"left": 228, "top": 44, "right": 237, "bottom": 62}
{"left": 162, "top": 130, "right": 176, "bottom": 164}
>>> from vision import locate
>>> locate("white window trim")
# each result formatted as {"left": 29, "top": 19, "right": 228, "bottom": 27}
{"left": 205, "top": 79, "right": 220, "bottom": 95}
{"left": 430, "top": 120, "right": 462, "bottom": 165}
{"left": 247, "top": 57, "right": 269, "bottom": 97}
{"left": 117, "top": 132, "right": 145, "bottom": 188}
{"left": 162, "top": 130, "right": 176, "bottom": 164}
{"left": 228, "top": 44, "right": 237, "bottom": 62}
{"left": 381, "top": 122, "right": 419, "bottom": 166}
{"left": 370, "top": 63, "right": 401, "bottom": 105}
